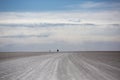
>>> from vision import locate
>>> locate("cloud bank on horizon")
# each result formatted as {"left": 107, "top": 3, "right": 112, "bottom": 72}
{"left": 0, "top": 0, "right": 120, "bottom": 51}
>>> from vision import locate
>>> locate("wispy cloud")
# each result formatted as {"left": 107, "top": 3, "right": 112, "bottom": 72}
{"left": 0, "top": 34, "right": 49, "bottom": 38}
{"left": 0, "top": 23, "right": 120, "bottom": 44}
{"left": 0, "top": 3, "right": 120, "bottom": 51}
{"left": 0, "top": 10, "right": 120, "bottom": 25}
{"left": 66, "top": 1, "right": 120, "bottom": 10}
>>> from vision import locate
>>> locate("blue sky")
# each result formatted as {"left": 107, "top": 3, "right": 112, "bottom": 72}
{"left": 0, "top": 0, "right": 120, "bottom": 11}
{"left": 0, "top": 0, "right": 120, "bottom": 51}
{"left": 1, "top": 0, "right": 82, "bottom": 11}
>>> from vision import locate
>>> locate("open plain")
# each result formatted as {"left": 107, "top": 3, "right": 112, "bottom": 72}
{"left": 0, "top": 52, "right": 120, "bottom": 80}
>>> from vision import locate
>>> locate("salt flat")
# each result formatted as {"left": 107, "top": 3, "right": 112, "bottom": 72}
{"left": 0, "top": 52, "right": 120, "bottom": 80}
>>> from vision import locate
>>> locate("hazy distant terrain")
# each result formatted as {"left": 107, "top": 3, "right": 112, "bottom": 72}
{"left": 0, "top": 52, "right": 120, "bottom": 80}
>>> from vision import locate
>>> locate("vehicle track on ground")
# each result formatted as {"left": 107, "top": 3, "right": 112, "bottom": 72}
{"left": 0, "top": 53, "right": 120, "bottom": 80}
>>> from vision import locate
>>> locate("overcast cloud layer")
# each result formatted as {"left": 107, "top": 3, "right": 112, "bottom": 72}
{"left": 0, "top": 1, "right": 120, "bottom": 51}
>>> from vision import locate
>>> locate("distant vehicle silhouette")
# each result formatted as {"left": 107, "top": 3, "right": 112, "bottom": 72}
{"left": 57, "top": 49, "right": 59, "bottom": 52}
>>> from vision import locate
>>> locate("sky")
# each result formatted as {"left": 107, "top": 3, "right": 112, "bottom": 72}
{"left": 0, "top": 0, "right": 120, "bottom": 51}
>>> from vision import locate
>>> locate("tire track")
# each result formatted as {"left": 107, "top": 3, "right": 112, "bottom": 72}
{"left": 0, "top": 53, "right": 120, "bottom": 80}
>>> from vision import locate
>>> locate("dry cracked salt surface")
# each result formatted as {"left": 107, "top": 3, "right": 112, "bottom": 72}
{"left": 0, "top": 52, "right": 120, "bottom": 80}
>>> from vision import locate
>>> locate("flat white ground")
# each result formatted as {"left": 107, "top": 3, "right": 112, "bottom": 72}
{"left": 0, "top": 52, "right": 120, "bottom": 80}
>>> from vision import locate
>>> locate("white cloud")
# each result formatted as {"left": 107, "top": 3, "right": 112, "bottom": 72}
{"left": 0, "top": 9, "right": 120, "bottom": 51}
{"left": 0, "top": 10, "right": 120, "bottom": 25}
{"left": 81, "top": 1, "right": 105, "bottom": 8}
{"left": 0, "top": 24, "right": 120, "bottom": 45}
{"left": 67, "top": 1, "right": 120, "bottom": 10}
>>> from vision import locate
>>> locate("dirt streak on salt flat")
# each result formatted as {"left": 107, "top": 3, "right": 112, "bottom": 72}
{"left": 0, "top": 52, "right": 120, "bottom": 80}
